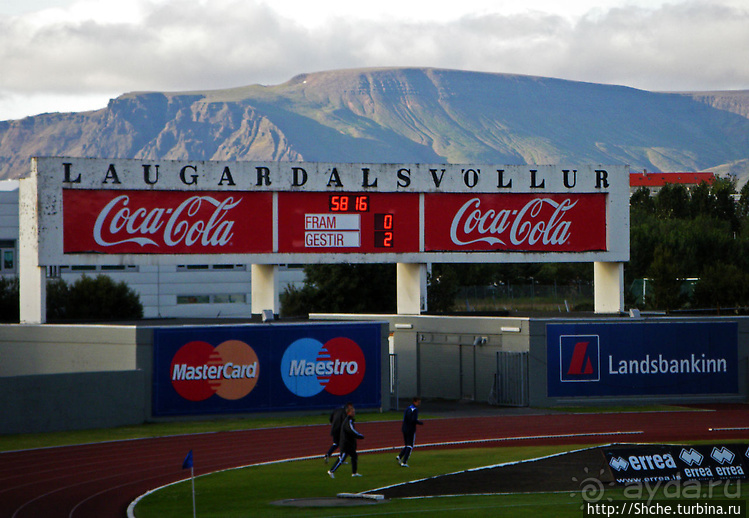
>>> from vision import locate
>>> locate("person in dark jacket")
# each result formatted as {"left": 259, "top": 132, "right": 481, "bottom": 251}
{"left": 327, "top": 405, "right": 364, "bottom": 478}
{"left": 396, "top": 397, "right": 423, "bottom": 467}
{"left": 324, "top": 402, "right": 351, "bottom": 463}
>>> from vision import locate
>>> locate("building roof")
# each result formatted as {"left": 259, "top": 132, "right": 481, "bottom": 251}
{"left": 629, "top": 172, "right": 715, "bottom": 188}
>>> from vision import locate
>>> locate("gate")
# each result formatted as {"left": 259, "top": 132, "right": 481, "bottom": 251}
{"left": 490, "top": 351, "right": 529, "bottom": 407}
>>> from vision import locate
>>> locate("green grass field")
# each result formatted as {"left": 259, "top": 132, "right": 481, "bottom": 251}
{"left": 132, "top": 445, "right": 747, "bottom": 517}
{"left": 133, "top": 446, "right": 589, "bottom": 518}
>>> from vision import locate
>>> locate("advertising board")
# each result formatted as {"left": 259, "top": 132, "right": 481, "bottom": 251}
{"left": 63, "top": 189, "right": 273, "bottom": 254}
{"left": 604, "top": 443, "right": 749, "bottom": 483}
{"left": 152, "top": 322, "right": 384, "bottom": 416}
{"left": 546, "top": 322, "right": 738, "bottom": 397}
{"left": 423, "top": 192, "right": 606, "bottom": 252}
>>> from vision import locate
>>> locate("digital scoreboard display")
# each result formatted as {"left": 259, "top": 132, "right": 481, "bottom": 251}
{"left": 277, "top": 192, "right": 420, "bottom": 253}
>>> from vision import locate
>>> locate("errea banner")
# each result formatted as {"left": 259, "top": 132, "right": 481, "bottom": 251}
{"left": 604, "top": 444, "right": 749, "bottom": 484}
{"left": 546, "top": 322, "right": 738, "bottom": 398}
{"left": 152, "top": 322, "right": 383, "bottom": 416}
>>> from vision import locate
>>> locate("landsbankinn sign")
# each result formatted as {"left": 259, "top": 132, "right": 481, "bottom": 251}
{"left": 23, "top": 158, "right": 629, "bottom": 265}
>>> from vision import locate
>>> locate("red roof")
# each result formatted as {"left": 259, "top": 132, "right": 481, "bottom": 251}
{"left": 629, "top": 172, "right": 716, "bottom": 187}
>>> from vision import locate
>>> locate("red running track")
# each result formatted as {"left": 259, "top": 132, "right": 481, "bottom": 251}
{"left": 2, "top": 405, "right": 748, "bottom": 518}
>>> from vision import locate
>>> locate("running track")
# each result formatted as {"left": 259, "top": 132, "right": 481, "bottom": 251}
{"left": 2, "top": 405, "right": 748, "bottom": 518}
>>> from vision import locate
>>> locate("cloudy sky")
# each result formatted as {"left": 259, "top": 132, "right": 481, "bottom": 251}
{"left": 1, "top": 0, "right": 747, "bottom": 121}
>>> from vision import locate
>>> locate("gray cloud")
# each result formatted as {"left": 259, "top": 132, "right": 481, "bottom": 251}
{"left": 0, "top": 0, "right": 746, "bottom": 109}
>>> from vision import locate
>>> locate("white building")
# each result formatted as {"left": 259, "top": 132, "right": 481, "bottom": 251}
{"left": 0, "top": 180, "right": 305, "bottom": 318}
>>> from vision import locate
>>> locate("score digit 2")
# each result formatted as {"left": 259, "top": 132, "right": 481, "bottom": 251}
{"left": 374, "top": 213, "right": 394, "bottom": 248}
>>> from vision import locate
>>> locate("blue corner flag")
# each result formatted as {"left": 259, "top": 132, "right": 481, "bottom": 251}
{"left": 182, "top": 450, "right": 194, "bottom": 469}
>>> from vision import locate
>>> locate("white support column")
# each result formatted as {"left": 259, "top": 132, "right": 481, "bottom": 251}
{"left": 594, "top": 261, "right": 624, "bottom": 314}
{"left": 397, "top": 263, "right": 427, "bottom": 315}
{"left": 251, "top": 264, "right": 280, "bottom": 317}
{"left": 18, "top": 176, "right": 46, "bottom": 324}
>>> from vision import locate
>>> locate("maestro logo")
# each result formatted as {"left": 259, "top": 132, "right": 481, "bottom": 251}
{"left": 170, "top": 340, "right": 259, "bottom": 401}
{"left": 281, "top": 337, "right": 366, "bottom": 397}
{"left": 560, "top": 335, "right": 600, "bottom": 382}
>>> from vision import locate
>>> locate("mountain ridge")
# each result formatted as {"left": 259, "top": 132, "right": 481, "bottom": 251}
{"left": 1, "top": 67, "right": 748, "bottom": 182}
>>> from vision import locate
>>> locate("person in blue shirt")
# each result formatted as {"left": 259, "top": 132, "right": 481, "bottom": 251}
{"left": 396, "top": 397, "right": 423, "bottom": 467}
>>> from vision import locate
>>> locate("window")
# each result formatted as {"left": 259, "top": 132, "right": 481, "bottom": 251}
{"left": 213, "top": 294, "right": 247, "bottom": 304}
{"left": 2, "top": 250, "right": 14, "bottom": 272}
{"left": 176, "top": 295, "right": 210, "bottom": 304}
{"left": 176, "top": 264, "right": 246, "bottom": 271}
{"left": 177, "top": 294, "right": 247, "bottom": 305}
{"left": 0, "top": 240, "right": 16, "bottom": 273}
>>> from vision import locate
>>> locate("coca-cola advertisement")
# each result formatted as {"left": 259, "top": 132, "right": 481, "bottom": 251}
{"left": 63, "top": 189, "right": 273, "bottom": 254}
{"left": 424, "top": 193, "right": 607, "bottom": 252}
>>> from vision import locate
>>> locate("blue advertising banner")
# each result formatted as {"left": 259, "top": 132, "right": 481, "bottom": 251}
{"left": 152, "top": 322, "right": 384, "bottom": 416}
{"left": 546, "top": 322, "right": 738, "bottom": 397}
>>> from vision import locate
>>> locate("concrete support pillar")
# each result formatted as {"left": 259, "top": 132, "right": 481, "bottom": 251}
{"left": 251, "top": 264, "right": 279, "bottom": 317}
{"left": 594, "top": 261, "right": 624, "bottom": 314}
{"left": 18, "top": 177, "right": 46, "bottom": 324}
{"left": 397, "top": 263, "right": 427, "bottom": 315}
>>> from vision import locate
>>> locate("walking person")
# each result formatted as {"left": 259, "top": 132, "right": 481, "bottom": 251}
{"left": 324, "top": 402, "right": 350, "bottom": 464}
{"left": 396, "top": 397, "right": 423, "bottom": 467}
{"left": 327, "top": 404, "right": 364, "bottom": 478}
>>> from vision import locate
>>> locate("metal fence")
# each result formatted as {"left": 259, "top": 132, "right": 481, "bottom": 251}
{"left": 489, "top": 351, "right": 529, "bottom": 407}
{"left": 458, "top": 283, "right": 593, "bottom": 311}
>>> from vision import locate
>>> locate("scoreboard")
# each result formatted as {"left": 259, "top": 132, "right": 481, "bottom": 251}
{"left": 277, "top": 192, "right": 419, "bottom": 253}
{"left": 30, "top": 158, "right": 629, "bottom": 265}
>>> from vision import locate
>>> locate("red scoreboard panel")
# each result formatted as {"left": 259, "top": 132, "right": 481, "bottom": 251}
{"left": 63, "top": 189, "right": 274, "bottom": 254}
{"left": 277, "top": 192, "right": 420, "bottom": 253}
{"left": 424, "top": 193, "right": 607, "bottom": 252}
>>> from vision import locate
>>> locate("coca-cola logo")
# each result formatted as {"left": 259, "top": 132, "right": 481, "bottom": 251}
{"left": 450, "top": 197, "right": 576, "bottom": 247}
{"left": 63, "top": 190, "right": 274, "bottom": 254}
{"left": 426, "top": 193, "right": 606, "bottom": 252}
{"left": 93, "top": 194, "right": 240, "bottom": 248}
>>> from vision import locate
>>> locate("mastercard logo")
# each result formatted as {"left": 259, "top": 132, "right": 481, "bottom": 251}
{"left": 170, "top": 340, "right": 259, "bottom": 402}
{"left": 280, "top": 337, "right": 366, "bottom": 397}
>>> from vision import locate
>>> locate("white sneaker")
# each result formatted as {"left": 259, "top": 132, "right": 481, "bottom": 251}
{"left": 401, "top": 463, "right": 409, "bottom": 468}
{"left": 396, "top": 455, "right": 403, "bottom": 466}
{"left": 352, "top": 473, "right": 363, "bottom": 477}
{"left": 327, "top": 470, "right": 335, "bottom": 478}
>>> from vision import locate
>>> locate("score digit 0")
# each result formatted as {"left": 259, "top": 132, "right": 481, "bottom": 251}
{"left": 374, "top": 213, "right": 394, "bottom": 248}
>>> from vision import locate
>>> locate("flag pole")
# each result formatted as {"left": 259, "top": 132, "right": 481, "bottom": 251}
{"left": 190, "top": 465, "right": 196, "bottom": 518}
{"left": 183, "top": 450, "right": 196, "bottom": 518}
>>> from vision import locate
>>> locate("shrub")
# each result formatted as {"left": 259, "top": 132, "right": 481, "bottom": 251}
{"left": 0, "top": 276, "right": 19, "bottom": 322}
{"left": 47, "top": 275, "right": 143, "bottom": 321}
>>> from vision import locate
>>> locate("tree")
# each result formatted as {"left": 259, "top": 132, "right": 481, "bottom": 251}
{"left": 280, "top": 264, "right": 396, "bottom": 316}
{"left": 427, "top": 264, "right": 459, "bottom": 312}
{"left": 689, "top": 181, "right": 714, "bottom": 218}
{"left": 711, "top": 177, "right": 739, "bottom": 232}
{"left": 693, "top": 263, "right": 749, "bottom": 309}
{"left": 47, "top": 275, "right": 143, "bottom": 321}
{"left": 654, "top": 183, "right": 690, "bottom": 220}
{"left": 630, "top": 186, "right": 654, "bottom": 217}
{"left": 647, "top": 245, "right": 685, "bottom": 311}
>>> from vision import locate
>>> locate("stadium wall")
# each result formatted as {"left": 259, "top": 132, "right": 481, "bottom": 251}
{"left": 1, "top": 316, "right": 747, "bottom": 434}
{"left": 0, "top": 322, "right": 389, "bottom": 434}
{"left": 313, "top": 314, "right": 749, "bottom": 407}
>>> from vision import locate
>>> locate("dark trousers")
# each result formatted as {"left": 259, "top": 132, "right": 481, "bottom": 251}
{"left": 330, "top": 447, "right": 358, "bottom": 474}
{"left": 325, "top": 439, "right": 339, "bottom": 457}
{"left": 398, "top": 430, "right": 416, "bottom": 463}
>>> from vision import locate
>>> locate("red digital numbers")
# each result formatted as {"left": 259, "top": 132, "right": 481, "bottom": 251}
{"left": 329, "top": 195, "right": 369, "bottom": 212}
{"left": 374, "top": 213, "right": 394, "bottom": 248}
